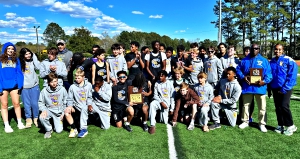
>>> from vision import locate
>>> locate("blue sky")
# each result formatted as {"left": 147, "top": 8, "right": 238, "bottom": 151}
{"left": 0, "top": 0, "right": 219, "bottom": 45}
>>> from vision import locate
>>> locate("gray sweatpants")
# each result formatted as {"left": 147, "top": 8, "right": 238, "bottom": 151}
{"left": 78, "top": 107, "right": 88, "bottom": 130}
{"left": 198, "top": 106, "right": 210, "bottom": 126}
{"left": 149, "top": 100, "right": 169, "bottom": 126}
{"left": 91, "top": 105, "right": 111, "bottom": 130}
{"left": 39, "top": 110, "right": 63, "bottom": 133}
{"left": 211, "top": 102, "right": 237, "bottom": 127}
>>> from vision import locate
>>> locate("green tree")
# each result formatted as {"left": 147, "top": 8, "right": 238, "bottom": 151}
{"left": 68, "top": 26, "right": 95, "bottom": 53}
{"left": 42, "top": 22, "right": 66, "bottom": 48}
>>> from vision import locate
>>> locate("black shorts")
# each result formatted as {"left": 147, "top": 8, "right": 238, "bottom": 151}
{"left": 112, "top": 107, "right": 127, "bottom": 122}
{"left": 133, "top": 103, "right": 148, "bottom": 117}
{"left": 179, "top": 106, "right": 192, "bottom": 118}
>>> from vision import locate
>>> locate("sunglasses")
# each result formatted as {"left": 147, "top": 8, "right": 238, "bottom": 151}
{"left": 209, "top": 51, "right": 214, "bottom": 53}
{"left": 57, "top": 43, "right": 64, "bottom": 46}
{"left": 252, "top": 48, "right": 259, "bottom": 50}
{"left": 118, "top": 76, "right": 126, "bottom": 79}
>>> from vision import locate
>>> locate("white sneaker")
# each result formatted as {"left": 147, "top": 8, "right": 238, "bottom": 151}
{"left": 18, "top": 123, "right": 26, "bottom": 130}
{"left": 239, "top": 122, "right": 249, "bottom": 129}
{"left": 284, "top": 125, "right": 297, "bottom": 136}
{"left": 259, "top": 125, "right": 268, "bottom": 133}
{"left": 4, "top": 126, "right": 14, "bottom": 133}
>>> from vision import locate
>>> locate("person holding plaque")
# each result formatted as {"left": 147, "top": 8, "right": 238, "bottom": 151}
{"left": 236, "top": 44, "right": 272, "bottom": 132}
{"left": 269, "top": 44, "right": 298, "bottom": 136}
{"left": 148, "top": 71, "right": 176, "bottom": 134}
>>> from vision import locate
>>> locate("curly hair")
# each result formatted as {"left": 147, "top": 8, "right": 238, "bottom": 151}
{"left": 0, "top": 47, "right": 17, "bottom": 64}
{"left": 132, "top": 73, "right": 146, "bottom": 89}
{"left": 19, "top": 48, "right": 33, "bottom": 72}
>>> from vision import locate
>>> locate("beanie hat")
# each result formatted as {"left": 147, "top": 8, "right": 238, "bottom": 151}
{"left": 1, "top": 42, "right": 16, "bottom": 54}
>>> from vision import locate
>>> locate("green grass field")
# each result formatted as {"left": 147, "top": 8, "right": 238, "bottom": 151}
{"left": 0, "top": 78, "right": 299, "bottom": 158}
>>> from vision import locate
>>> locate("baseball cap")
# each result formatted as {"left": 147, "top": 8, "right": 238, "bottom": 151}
{"left": 56, "top": 39, "right": 66, "bottom": 45}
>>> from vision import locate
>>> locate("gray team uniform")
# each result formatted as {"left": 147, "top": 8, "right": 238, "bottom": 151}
{"left": 39, "top": 85, "right": 68, "bottom": 132}
{"left": 211, "top": 78, "right": 242, "bottom": 126}
{"left": 193, "top": 83, "right": 214, "bottom": 126}
{"left": 57, "top": 49, "right": 73, "bottom": 81}
{"left": 220, "top": 55, "right": 239, "bottom": 78}
{"left": 91, "top": 82, "right": 112, "bottom": 129}
{"left": 23, "top": 53, "right": 40, "bottom": 88}
{"left": 190, "top": 57, "right": 203, "bottom": 85}
{"left": 203, "top": 56, "right": 223, "bottom": 87}
{"left": 107, "top": 55, "right": 128, "bottom": 81}
{"left": 40, "top": 58, "right": 68, "bottom": 87}
{"left": 66, "top": 79, "right": 93, "bottom": 130}
{"left": 149, "top": 80, "right": 175, "bottom": 126}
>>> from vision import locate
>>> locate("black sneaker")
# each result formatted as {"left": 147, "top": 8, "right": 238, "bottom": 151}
{"left": 208, "top": 123, "right": 221, "bottom": 130}
{"left": 142, "top": 124, "right": 148, "bottom": 131}
{"left": 124, "top": 125, "right": 133, "bottom": 132}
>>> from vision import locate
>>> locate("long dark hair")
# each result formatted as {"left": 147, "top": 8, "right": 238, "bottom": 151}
{"left": 19, "top": 48, "right": 33, "bottom": 72}
{"left": 0, "top": 48, "right": 17, "bottom": 64}
{"left": 132, "top": 73, "right": 146, "bottom": 89}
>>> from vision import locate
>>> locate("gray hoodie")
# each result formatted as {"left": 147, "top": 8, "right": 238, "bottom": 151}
{"left": 190, "top": 57, "right": 203, "bottom": 84}
{"left": 58, "top": 49, "right": 73, "bottom": 81}
{"left": 67, "top": 79, "right": 93, "bottom": 111}
{"left": 40, "top": 58, "right": 68, "bottom": 87}
{"left": 107, "top": 55, "right": 128, "bottom": 80}
{"left": 153, "top": 80, "right": 175, "bottom": 111}
{"left": 39, "top": 85, "right": 68, "bottom": 116}
{"left": 92, "top": 82, "right": 112, "bottom": 112}
{"left": 215, "top": 78, "right": 242, "bottom": 109}
{"left": 203, "top": 55, "right": 223, "bottom": 84}
{"left": 193, "top": 82, "right": 214, "bottom": 106}
{"left": 23, "top": 53, "right": 40, "bottom": 88}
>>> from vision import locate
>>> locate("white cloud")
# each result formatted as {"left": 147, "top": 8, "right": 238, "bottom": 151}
{"left": 62, "top": 26, "right": 76, "bottom": 35}
{"left": 175, "top": 30, "right": 186, "bottom": 33}
{"left": 108, "top": 5, "right": 113, "bottom": 8}
{"left": 0, "top": 0, "right": 56, "bottom": 7}
{"left": 149, "top": 15, "right": 163, "bottom": 19}
{"left": 18, "top": 27, "right": 37, "bottom": 33}
{"left": 0, "top": 20, "right": 27, "bottom": 28}
{"left": 14, "top": 16, "right": 36, "bottom": 23}
{"left": 5, "top": 13, "right": 16, "bottom": 19}
{"left": 85, "top": 0, "right": 92, "bottom": 2}
{"left": 45, "top": 19, "right": 53, "bottom": 23}
{"left": 93, "top": 14, "right": 140, "bottom": 34}
{"left": 132, "top": 11, "right": 143, "bottom": 15}
{"left": 0, "top": 31, "right": 43, "bottom": 44}
{"left": 4, "top": 5, "right": 11, "bottom": 7}
{"left": 48, "top": 1, "right": 102, "bottom": 18}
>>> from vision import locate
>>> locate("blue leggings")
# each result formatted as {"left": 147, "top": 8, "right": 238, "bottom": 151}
{"left": 21, "top": 85, "right": 40, "bottom": 119}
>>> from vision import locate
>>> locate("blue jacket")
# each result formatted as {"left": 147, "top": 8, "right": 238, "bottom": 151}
{"left": 0, "top": 58, "right": 24, "bottom": 92}
{"left": 269, "top": 55, "right": 298, "bottom": 94}
{"left": 236, "top": 54, "right": 272, "bottom": 95}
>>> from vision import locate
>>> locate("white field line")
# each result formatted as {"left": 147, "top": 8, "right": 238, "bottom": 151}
{"left": 167, "top": 124, "right": 178, "bottom": 159}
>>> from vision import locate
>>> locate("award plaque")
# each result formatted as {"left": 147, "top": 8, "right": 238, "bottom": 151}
{"left": 128, "top": 86, "right": 144, "bottom": 104}
{"left": 249, "top": 68, "right": 263, "bottom": 84}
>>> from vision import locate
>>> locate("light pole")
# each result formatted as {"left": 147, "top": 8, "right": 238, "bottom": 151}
{"left": 218, "top": 0, "right": 222, "bottom": 44}
{"left": 33, "top": 26, "right": 40, "bottom": 54}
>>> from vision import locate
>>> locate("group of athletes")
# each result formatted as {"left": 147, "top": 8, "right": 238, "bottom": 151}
{"left": 0, "top": 39, "right": 298, "bottom": 138}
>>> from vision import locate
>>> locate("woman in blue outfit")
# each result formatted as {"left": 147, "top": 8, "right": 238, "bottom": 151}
{"left": 0, "top": 42, "right": 25, "bottom": 133}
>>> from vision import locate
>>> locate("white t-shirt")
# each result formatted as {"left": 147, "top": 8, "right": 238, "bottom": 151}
{"left": 144, "top": 52, "right": 167, "bottom": 61}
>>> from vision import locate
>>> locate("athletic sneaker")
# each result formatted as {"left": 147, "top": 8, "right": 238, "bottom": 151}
{"left": 142, "top": 124, "right": 148, "bottom": 132}
{"left": 209, "top": 123, "right": 221, "bottom": 130}
{"left": 239, "top": 122, "right": 249, "bottom": 129}
{"left": 187, "top": 124, "right": 195, "bottom": 130}
{"left": 78, "top": 129, "right": 88, "bottom": 138}
{"left": 203, "top": 125, "right": 209, "bottom": 132}
{"left": 69, "top": 128, "right": 78, "bottom": 138}
{"left": 259, "top": 125, "right": 268, "bottom": 133}
{"left": 284, "top": 125, "right": 297, "bottom": 136}
{"left": 44, "top": 130, "right": 53, "bottom": 139}
{"left": 25, "top": 118, "right": 32, "bottom": 128}
{"left": 274, "top": 125, "right": 284, "bottom": 134}
{"left": 4, "top": 126, "right": 14, "bottom": 133}
{"left": 124, "top": 125, "right": 133, "bottom": 132}
{"left": 18, "top": 123, "right": 26, "bottom": 130}
{"left": 149, "top": 126, "right": 156, "bottom": 134}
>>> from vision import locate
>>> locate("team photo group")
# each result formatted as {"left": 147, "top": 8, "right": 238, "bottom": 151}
{"left": 0, "top": 39, "right": 298, "bottom": 139}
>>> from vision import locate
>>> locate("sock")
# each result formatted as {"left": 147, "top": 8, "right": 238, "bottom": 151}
{"left": 4, "top": 121, "right": 10, "bottom": 127}
{"left": 190, "top": 119, "right": 195, "bottom": 125}
{"left": 70, "top": 123, "right": 76, "bottom": 129}
{"left": 125, "top": 122, "right": 130, "bottom": 126}
{"left": 143, "top": 121, "right": 147, "bottom": 124}
{"left": 17, "top": 118, "right": 22, "bottom": 125}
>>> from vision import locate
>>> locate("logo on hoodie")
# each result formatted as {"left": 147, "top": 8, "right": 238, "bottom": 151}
{"left": 50, "top": 94, "right": 59, "bottom": 106}
{"left": 25, "top": 64, "right": 30, "bottom": 74}
{"left": 2, "top": 60, "right": 16, "bottom": 68}
{"left": 118, "top": 90, "right": 125, "bottom": 100}
{"left": 78, "top": 90, "right": 86, "bottom": 101}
